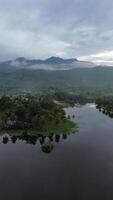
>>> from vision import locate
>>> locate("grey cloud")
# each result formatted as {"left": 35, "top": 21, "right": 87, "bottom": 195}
{"left": 0, "top": 0, "right": 113, "bottom": 63}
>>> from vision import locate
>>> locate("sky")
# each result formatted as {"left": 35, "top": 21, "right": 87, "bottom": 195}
{"left": 0, "top": 0, "right": 113, "bottom": 65}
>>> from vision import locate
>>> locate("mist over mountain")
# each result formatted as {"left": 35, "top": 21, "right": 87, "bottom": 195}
{"left": 0, "top": 56, "right": 95, "bottom": 72}
{"left": 0, "top": 55, "right": 113, "bottom": 95}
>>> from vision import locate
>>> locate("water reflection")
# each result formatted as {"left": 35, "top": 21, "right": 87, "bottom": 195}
{"left": 96, "top": 105, "right": 113, "bottom": 118}
{"left": 11, "top": 136, "right": 17, "bottom": 144}
{"left": 55, "top": 135, "right": 60, "bottom": 143}
{"left": 62, "top": 134, "right": 67, "bottom": 140}
{"left": 0, "top": 131, "right": 75, "bottom": 154}
{"left": 3, "top": 136, "right": 9, "bottom": 144}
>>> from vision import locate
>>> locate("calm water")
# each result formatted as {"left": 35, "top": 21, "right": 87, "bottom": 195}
{"left": 1, "top": 104, "right": 113, "bottom": 199}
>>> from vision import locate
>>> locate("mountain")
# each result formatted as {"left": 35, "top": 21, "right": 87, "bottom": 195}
{"left": 0, "top": 56, "right": 95, "bottom": 72}
{"left": 44, "top": 57, "right": 78, "bottom": 64}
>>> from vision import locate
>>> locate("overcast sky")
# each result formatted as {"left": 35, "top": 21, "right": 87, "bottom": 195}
{"left": 0, "top": 0, "right": 113, "bottom": 64}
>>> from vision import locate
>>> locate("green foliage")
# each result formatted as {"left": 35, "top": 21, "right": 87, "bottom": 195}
{"left": 0, "top": 94, "right": 77, "bottom": 134}
{"left": 41, "top": 141, "right": 54, "bottom": 153}
{"left": 96, "top": 96, "right": 113, "bottom": 118}
{"left": 0, "top": 67, "right": 113, "bottom": 96}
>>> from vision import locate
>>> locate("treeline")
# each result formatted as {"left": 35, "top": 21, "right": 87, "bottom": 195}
{"left": 42, "top": 88, "right": 95, "bottom": 106}
{"left": 96, "top": 96, "right": 113, "bottom": 118}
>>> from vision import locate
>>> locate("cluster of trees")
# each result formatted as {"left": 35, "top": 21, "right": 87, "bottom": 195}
{"left": 96, "top": 96, "right": 113, "bottom": 118}
{"left": 0, "top": 94, "right": 67, "bottom": 131}
{"left": 42, "top": 88, "right": 94, "bottom": 106}
{"left": 53, "top": 90, "right": 91, "bottom": 105}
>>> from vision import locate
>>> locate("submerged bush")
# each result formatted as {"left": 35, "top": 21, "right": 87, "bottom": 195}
{"left": 41, "top": 141, "right": 54, "bottom": 153}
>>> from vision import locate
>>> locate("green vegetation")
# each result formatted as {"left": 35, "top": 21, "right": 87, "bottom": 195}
{"left": 96, "top": 96, "right": 113, "bottom": 118}
{"left": 43, "top": 88, "right": 93, "bottom": 106}
{"left": 41, "top": 141, "right": 54, "bottom": 153}
{"left": 0, "top": 94, "right": 77, "bottom": 135}
{"left": 1, "top": 67, "right": 113, "bottom": 97}
{"left": 0, "top": 94, "right": 78, "bottom": 153}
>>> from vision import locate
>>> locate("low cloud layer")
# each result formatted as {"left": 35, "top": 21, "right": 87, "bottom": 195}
{"left": 79, "top": 51, "right": 113, "bottom": 65}
{"left": 0, "top": 0, "right": 113, "bottom": 64}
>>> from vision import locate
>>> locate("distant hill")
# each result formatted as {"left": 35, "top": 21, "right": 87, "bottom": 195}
{"left": 0, "top": 66, "right": 113, "bottom": 95}
{"left": 0, "top": 56, "right": 113, "bottom": 96}
{"left": 0, "top": 56, "right": 95, "bottom": 72}
{"left": 44, "top": 57, "right": 78, "bottom": 64}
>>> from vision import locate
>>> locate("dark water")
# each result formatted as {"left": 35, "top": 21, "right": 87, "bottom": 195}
{"left": 1, "top": 104, "right": 113, "bottom": 200}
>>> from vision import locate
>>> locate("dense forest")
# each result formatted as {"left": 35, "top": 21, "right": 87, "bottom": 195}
{"left": 0, "top": 94, "right": 78, "bottom": 153}
{"left": 0, "top": 94, "right": 76, "bottom": 134}
{"left": 1, "top": 67, "right": 113, "bottom": 96}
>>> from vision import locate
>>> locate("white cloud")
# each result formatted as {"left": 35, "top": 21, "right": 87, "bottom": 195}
{"left": 79, "top": 51, "right": 113, "bottom": 65}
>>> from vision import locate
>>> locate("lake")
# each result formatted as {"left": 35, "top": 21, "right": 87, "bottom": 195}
{"left": 1, "top": 104, "right": 113, "bottom": 200}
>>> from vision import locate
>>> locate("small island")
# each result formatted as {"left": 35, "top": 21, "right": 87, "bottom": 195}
{"left": 0, "top": 94, "right": 78, "bottom": 153}
{"left": 0, "top": 95, "right": 77, "bottom": 136}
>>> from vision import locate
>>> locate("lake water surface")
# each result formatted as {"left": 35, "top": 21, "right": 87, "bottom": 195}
{"left": 1, "top": 104, "right": 113, "bottom": 200}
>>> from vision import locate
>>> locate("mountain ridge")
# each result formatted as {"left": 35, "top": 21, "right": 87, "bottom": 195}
{"left": 0, "top": 56, "right": 95, "bottom": 71}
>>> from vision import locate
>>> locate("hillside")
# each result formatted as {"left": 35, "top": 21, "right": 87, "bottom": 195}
{"left": 0, "top": 66, "right": 113, "bottom": 95}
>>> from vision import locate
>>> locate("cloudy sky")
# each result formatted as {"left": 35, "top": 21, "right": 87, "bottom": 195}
{"left": 0, "top": 0, "right": 113, "bottom": 64}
